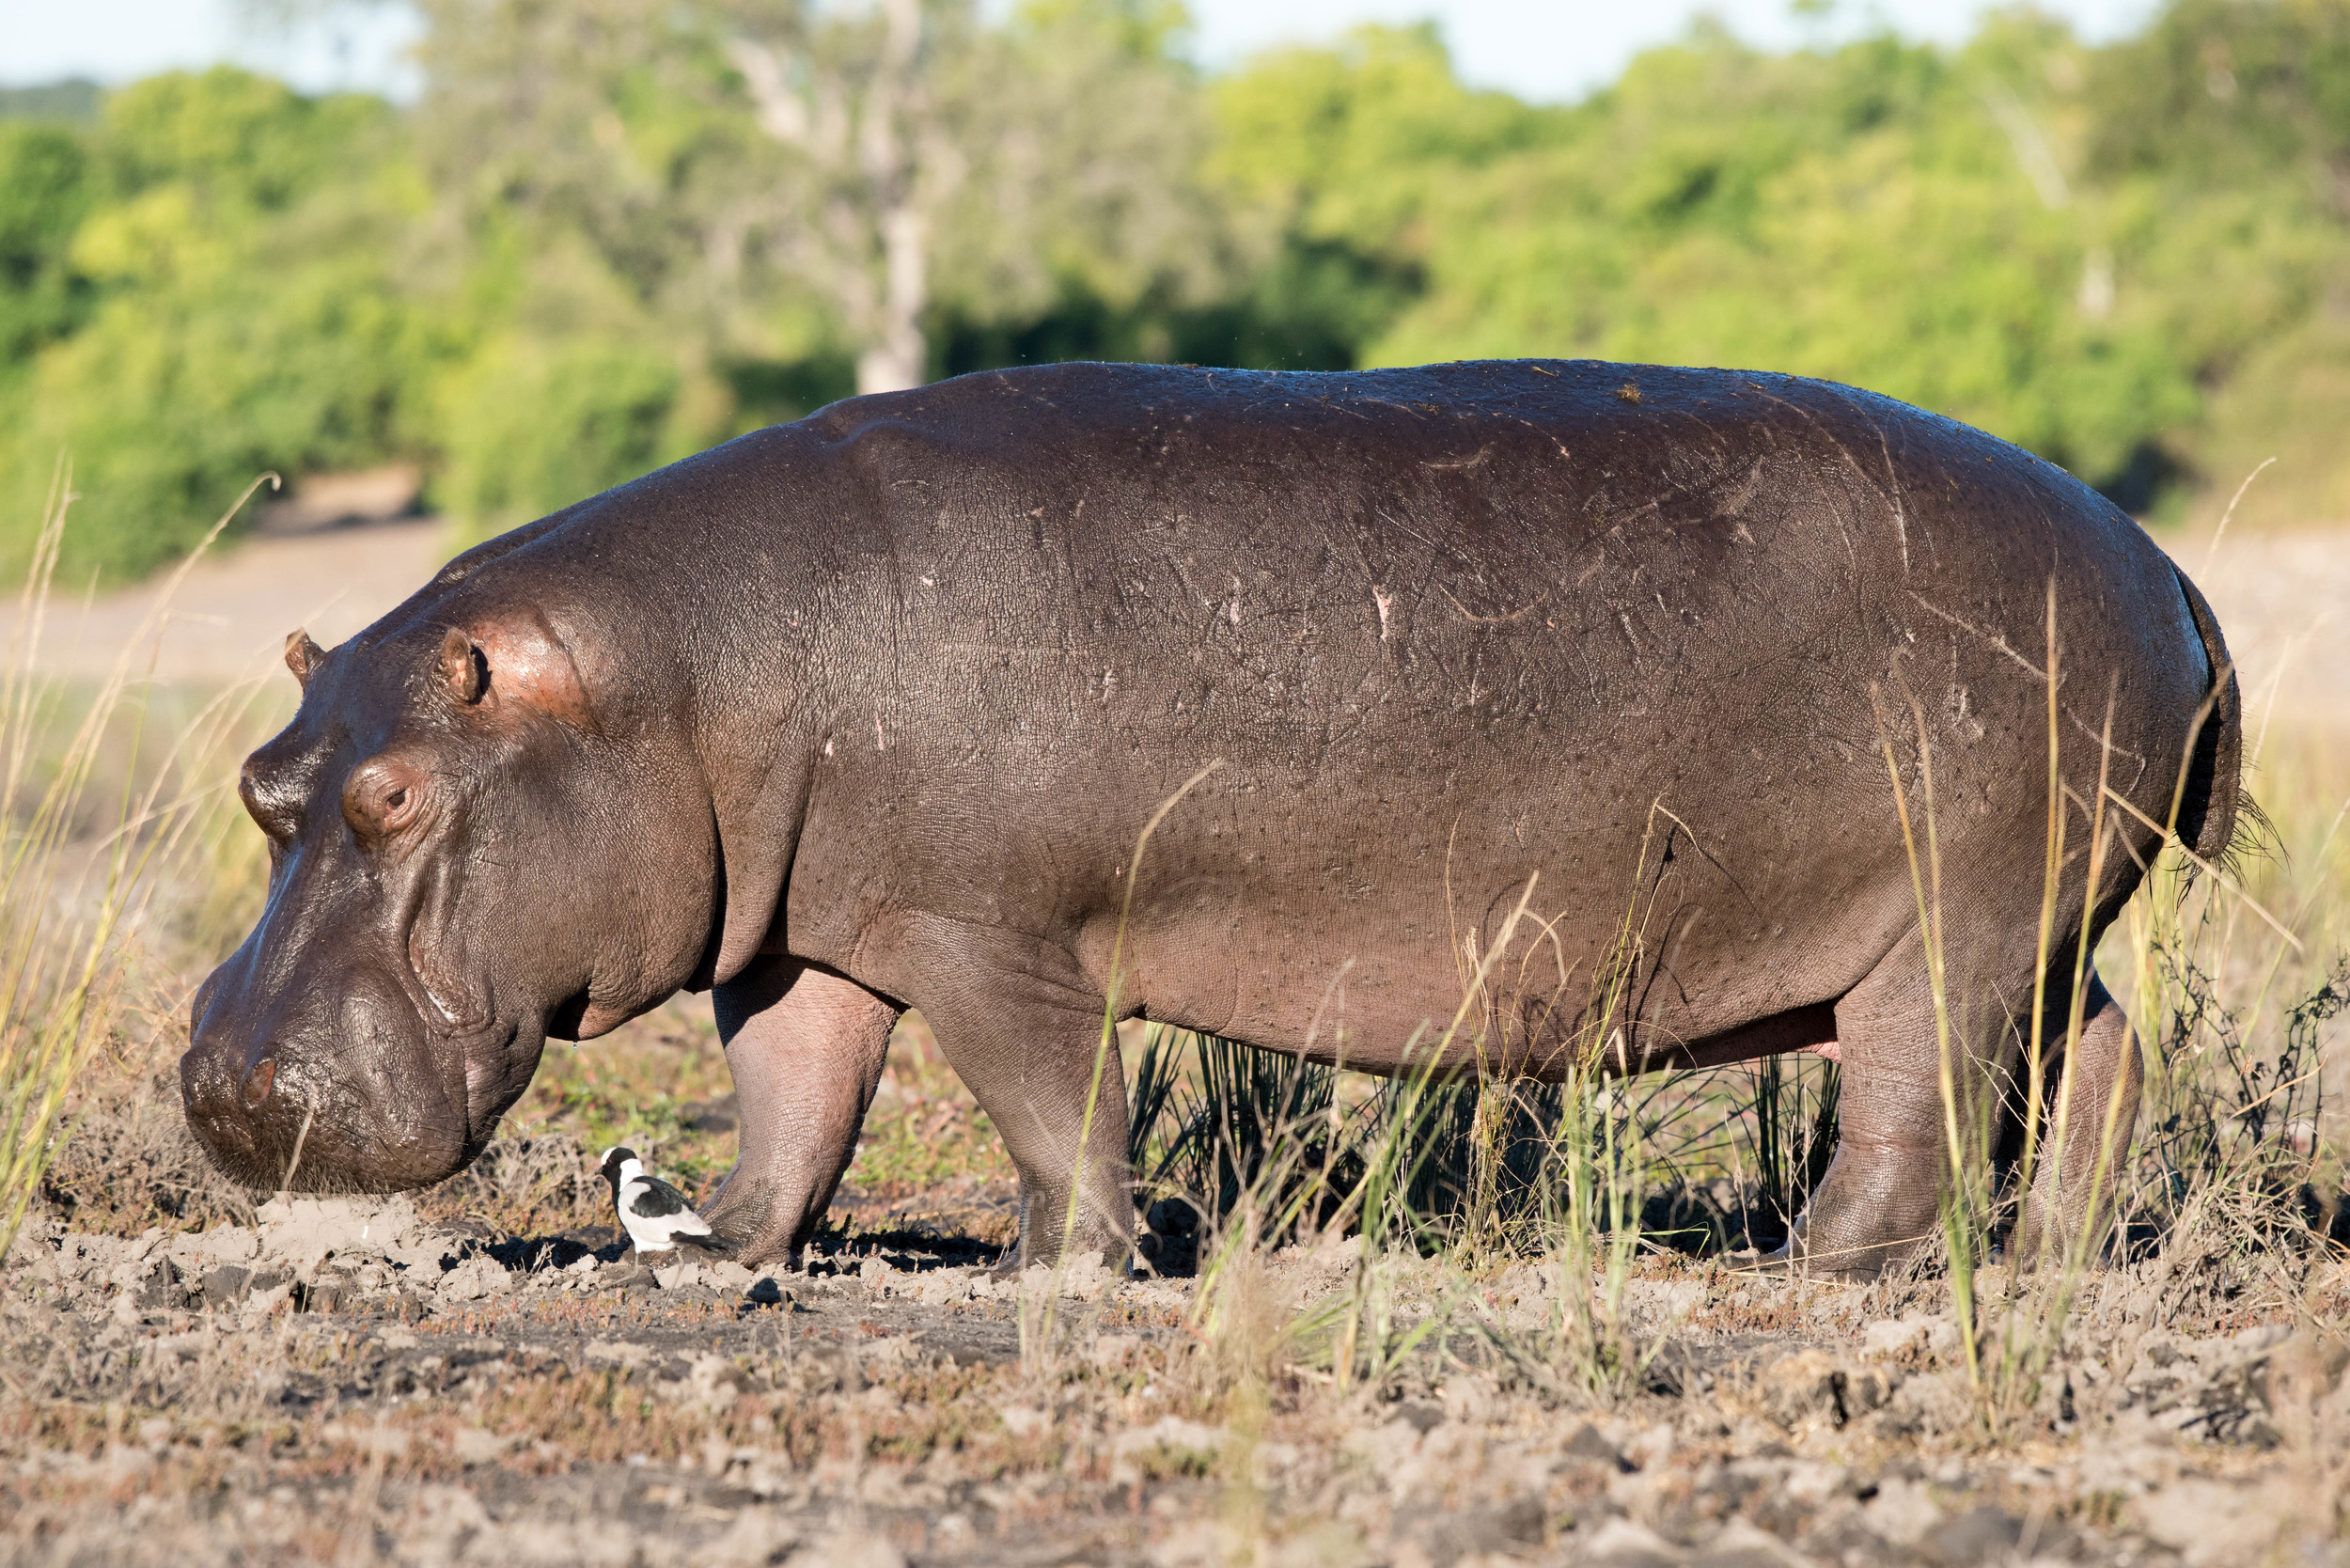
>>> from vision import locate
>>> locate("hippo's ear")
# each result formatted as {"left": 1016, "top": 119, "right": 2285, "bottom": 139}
{"left": 438, "top": 607, "right": 598, "bottom": 730}
{"left": 284, "top": 630, "right": 325, "bottom": 687}
{"left": 438, "top": 627, "right": 485, "bottom": 703}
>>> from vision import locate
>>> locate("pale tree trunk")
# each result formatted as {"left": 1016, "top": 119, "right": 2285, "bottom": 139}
{"left": 853, "top": 0, "right": 927, "bottom": 394}
{"left": 857, "top": 204, "right": 928, "bottom": 393}
{"left": 729, "top": 1, "right": 933, "bottom": 395}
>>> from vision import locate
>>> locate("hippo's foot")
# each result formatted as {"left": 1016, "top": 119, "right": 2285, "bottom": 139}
{"left": 706, "top": 955, "right": 897, "bottom": 1274}
{"left": 986, "top": 1237, "right": 1133, "bottom": 1282}
{"left": 1730, "top": 1246, "right": 1878, "bottom": 1282}
{"left": 1728, "top": 1248, "right": 1797, "bottom": 1278}
{"left": 699, "top": 1173, "right": 819, "bottom": 1272}
{"left": 984, "top": 1173, "right": 1136, "bottom": 1280}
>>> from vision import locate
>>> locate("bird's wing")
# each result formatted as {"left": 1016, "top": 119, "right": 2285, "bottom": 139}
{"left": 628, "top": 1177, "right": 712, "bottom": 1232}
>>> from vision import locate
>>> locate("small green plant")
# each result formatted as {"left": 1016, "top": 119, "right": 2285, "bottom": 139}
{"left": 1745, "top": 1053, "right": 1838, "bottom": 1252}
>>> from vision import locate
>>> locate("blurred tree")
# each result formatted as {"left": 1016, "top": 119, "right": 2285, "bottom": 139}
{"left": 2079, "top": 0, "right": 2350, "bottom": 525}
{"left": 1200, "top": 24, "right": 1559, "bottom": 368}
{"left": 725, "top": 0, "right": 948, "bottom": 393}
{"left": 15, "top": 0, "right": 2350, "bottom": 580}
{"left": 721, "top": 0, "right": 1229, "bottom": 391}
{"left": 1347, "top": 22, "right": 2208, "bottom": 503}
{"left": 1, "top": 69, "right": 431, "bottom": 581}
{"left": 0, "top": 124, "right": 95, "bottom": 365}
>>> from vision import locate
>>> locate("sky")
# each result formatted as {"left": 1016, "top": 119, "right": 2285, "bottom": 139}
{"left": 1, "top": 0, "right": 2161, "bottom": 105}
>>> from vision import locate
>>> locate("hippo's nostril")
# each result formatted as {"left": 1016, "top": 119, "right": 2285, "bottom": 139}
{"left": 242, "top": 1057, "right": 276, "bottom": 1108}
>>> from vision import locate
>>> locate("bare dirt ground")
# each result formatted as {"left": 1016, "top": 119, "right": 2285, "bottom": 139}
{"left": 0, "top": 511, "right": 446, "bottom": 686}
{"left": 6, "top": 1190, "right": 2346, "bottom": 1567}
{"left": 2, "top": 513, "right": 2344, "bottom": 1567}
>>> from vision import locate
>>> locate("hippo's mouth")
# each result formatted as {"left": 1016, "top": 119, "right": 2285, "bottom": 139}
{"left": 392, "top": 894, "right": 526, "bottom": 1146}
{"left": 185, "top": 1043, "right": 484, "bottom": 1195}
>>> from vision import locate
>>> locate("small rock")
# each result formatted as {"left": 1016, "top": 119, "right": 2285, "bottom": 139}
{"left": 1025, "top": 1255, "right": 1117, "bottom": 1301}
{"left": 916, "top": 1268, "right": 973, "bottom": 1306}
{"left": 1562, "top": 1422, "right": 1623, "bottom": 1466}
{"left": 202, "top": 1264, "right": 252, "bottom": 1308}
{"left": 1861, "top": 1317, "right": 1929, "bottom": 1357}
{"left": 1759, "top": 1349, "right": 1842, "bottom": 1429}
{"left": 1394, "top": 1400, "right": 1446, "bottom": 1435}
{"left": 1691, "top": 1520, "right": 1813, "bottom": 1568}
{"left": 783, "top": 1529, "right": 904, "bottom": 1568}
{"left": 138, "top": 1260, "right": 186, "bottom": 1310}
{"left": 1579, "top": 1516, "right": 1684, "bottom": 1566}
{"left": 1415, "top": 1495, "right": 1547, "bottom": 1560}
{"left": 2136, "top": 1476, "right": 2295, "bottom": 1566}
{"left": 1861, "top": 1477, "right": 1945, "bottom": 1546}
{"left": 437, "top": 1255, "right": 512, "bottom": 1303}
{"left": 650, "top": 1258, "right": 705, "bottom": 1291}
{"left": 302, "top": 1270, "right": 354, "bottom": 1313}
{"left": 599, "top": 1262, "right": 658, "bottom": 1294}
{"left": 1926, "top": 1504, "right": 2023, "bottom": 1566}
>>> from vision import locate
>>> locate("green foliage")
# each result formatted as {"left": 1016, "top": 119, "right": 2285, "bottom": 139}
{"left": 11, "top": 1, "right": 2350, "bottom": 582}
{"left": 0, "top": 124, "right": 95, "bottom": 363}
{"left": 440, "top": 337, "right": 688, "bottom": 547}
{"left": 1209, "top": 24, "right": 1561, "bottom": 259}
{"left": 99, "top": 67, "right": 393, "bottom": 209}
{"left": 1360, "top": 27, "right": 2206, "bottom": 498}
{"left": 2, "top": 69, "right": 431, "bottom": 581}
{"left": 0, "top": 81, "right": 102, "bottom": 124}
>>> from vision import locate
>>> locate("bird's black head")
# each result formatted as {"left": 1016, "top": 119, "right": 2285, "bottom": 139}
{"left": 599, "top": 1145, "right": 637, "bottom": 1196}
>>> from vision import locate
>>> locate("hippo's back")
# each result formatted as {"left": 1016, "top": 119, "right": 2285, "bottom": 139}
{"left": 692, "top": 360, "right": 2217, "bottom": 1058}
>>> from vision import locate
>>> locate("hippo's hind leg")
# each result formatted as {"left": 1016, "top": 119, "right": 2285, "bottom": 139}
{"left": 879, "top": 916, "right": 1135, "bottom": 1275}
{"left": 1782, "top": 928, "right": 2009, "bottom": 1278}
{"left": 2011, "top": 970, "right": 2141, "bottom": 1266}
{"left": 706, "top": 956, "right": 899, "bottom": 1268}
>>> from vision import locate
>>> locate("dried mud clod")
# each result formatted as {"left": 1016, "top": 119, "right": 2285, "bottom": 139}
{"left": 3, "top": 1200, "right": 2346, "bottom": 1568}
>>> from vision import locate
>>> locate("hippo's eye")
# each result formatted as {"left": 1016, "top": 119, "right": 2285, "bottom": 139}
{"left": 343, "top": 756, "right": 429, "bottom": 844}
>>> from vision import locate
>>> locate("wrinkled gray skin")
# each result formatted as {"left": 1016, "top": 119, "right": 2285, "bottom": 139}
{"left": 183, "top": 361, "right": 2238, "bottom": 1278}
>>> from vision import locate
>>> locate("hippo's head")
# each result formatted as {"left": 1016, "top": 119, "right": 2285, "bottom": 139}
{"left": 181, "top": 592, "right": 720, "bottom": 1193}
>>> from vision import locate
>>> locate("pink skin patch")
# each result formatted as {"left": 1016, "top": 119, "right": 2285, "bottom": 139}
{"left": 1805, "top": 1042, "right": 1842, "bottom": 1063}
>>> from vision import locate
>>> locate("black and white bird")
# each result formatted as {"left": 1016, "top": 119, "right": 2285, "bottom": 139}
{"left": 598, "top": 1146, "right": 738, "bottom": 1259}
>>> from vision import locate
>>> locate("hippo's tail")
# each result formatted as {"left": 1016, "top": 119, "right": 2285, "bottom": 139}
{"left": 2169, "top": 562, "right": 2253, "bottom": 875}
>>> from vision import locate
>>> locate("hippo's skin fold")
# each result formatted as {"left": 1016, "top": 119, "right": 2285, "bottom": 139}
{"left": 183, "top": 360, "right": 2238, "bottom": 1278}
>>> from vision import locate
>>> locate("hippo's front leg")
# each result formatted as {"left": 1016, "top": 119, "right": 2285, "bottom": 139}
{"left": 705, "top": 956, "right": 899, "bottom": 1267}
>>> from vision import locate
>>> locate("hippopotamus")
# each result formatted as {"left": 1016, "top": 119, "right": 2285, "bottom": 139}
{"left": 181, "top": 360, "right": 2237, "bottom": 1278}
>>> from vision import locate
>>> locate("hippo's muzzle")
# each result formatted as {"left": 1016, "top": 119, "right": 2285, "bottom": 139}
{"left": 180, "top": 946, "right": 482, "bottom": 1193}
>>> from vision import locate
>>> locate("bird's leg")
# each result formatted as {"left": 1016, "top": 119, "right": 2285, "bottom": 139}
{"left": 705, "top": 956, "right": 899, "bottom": 1268}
